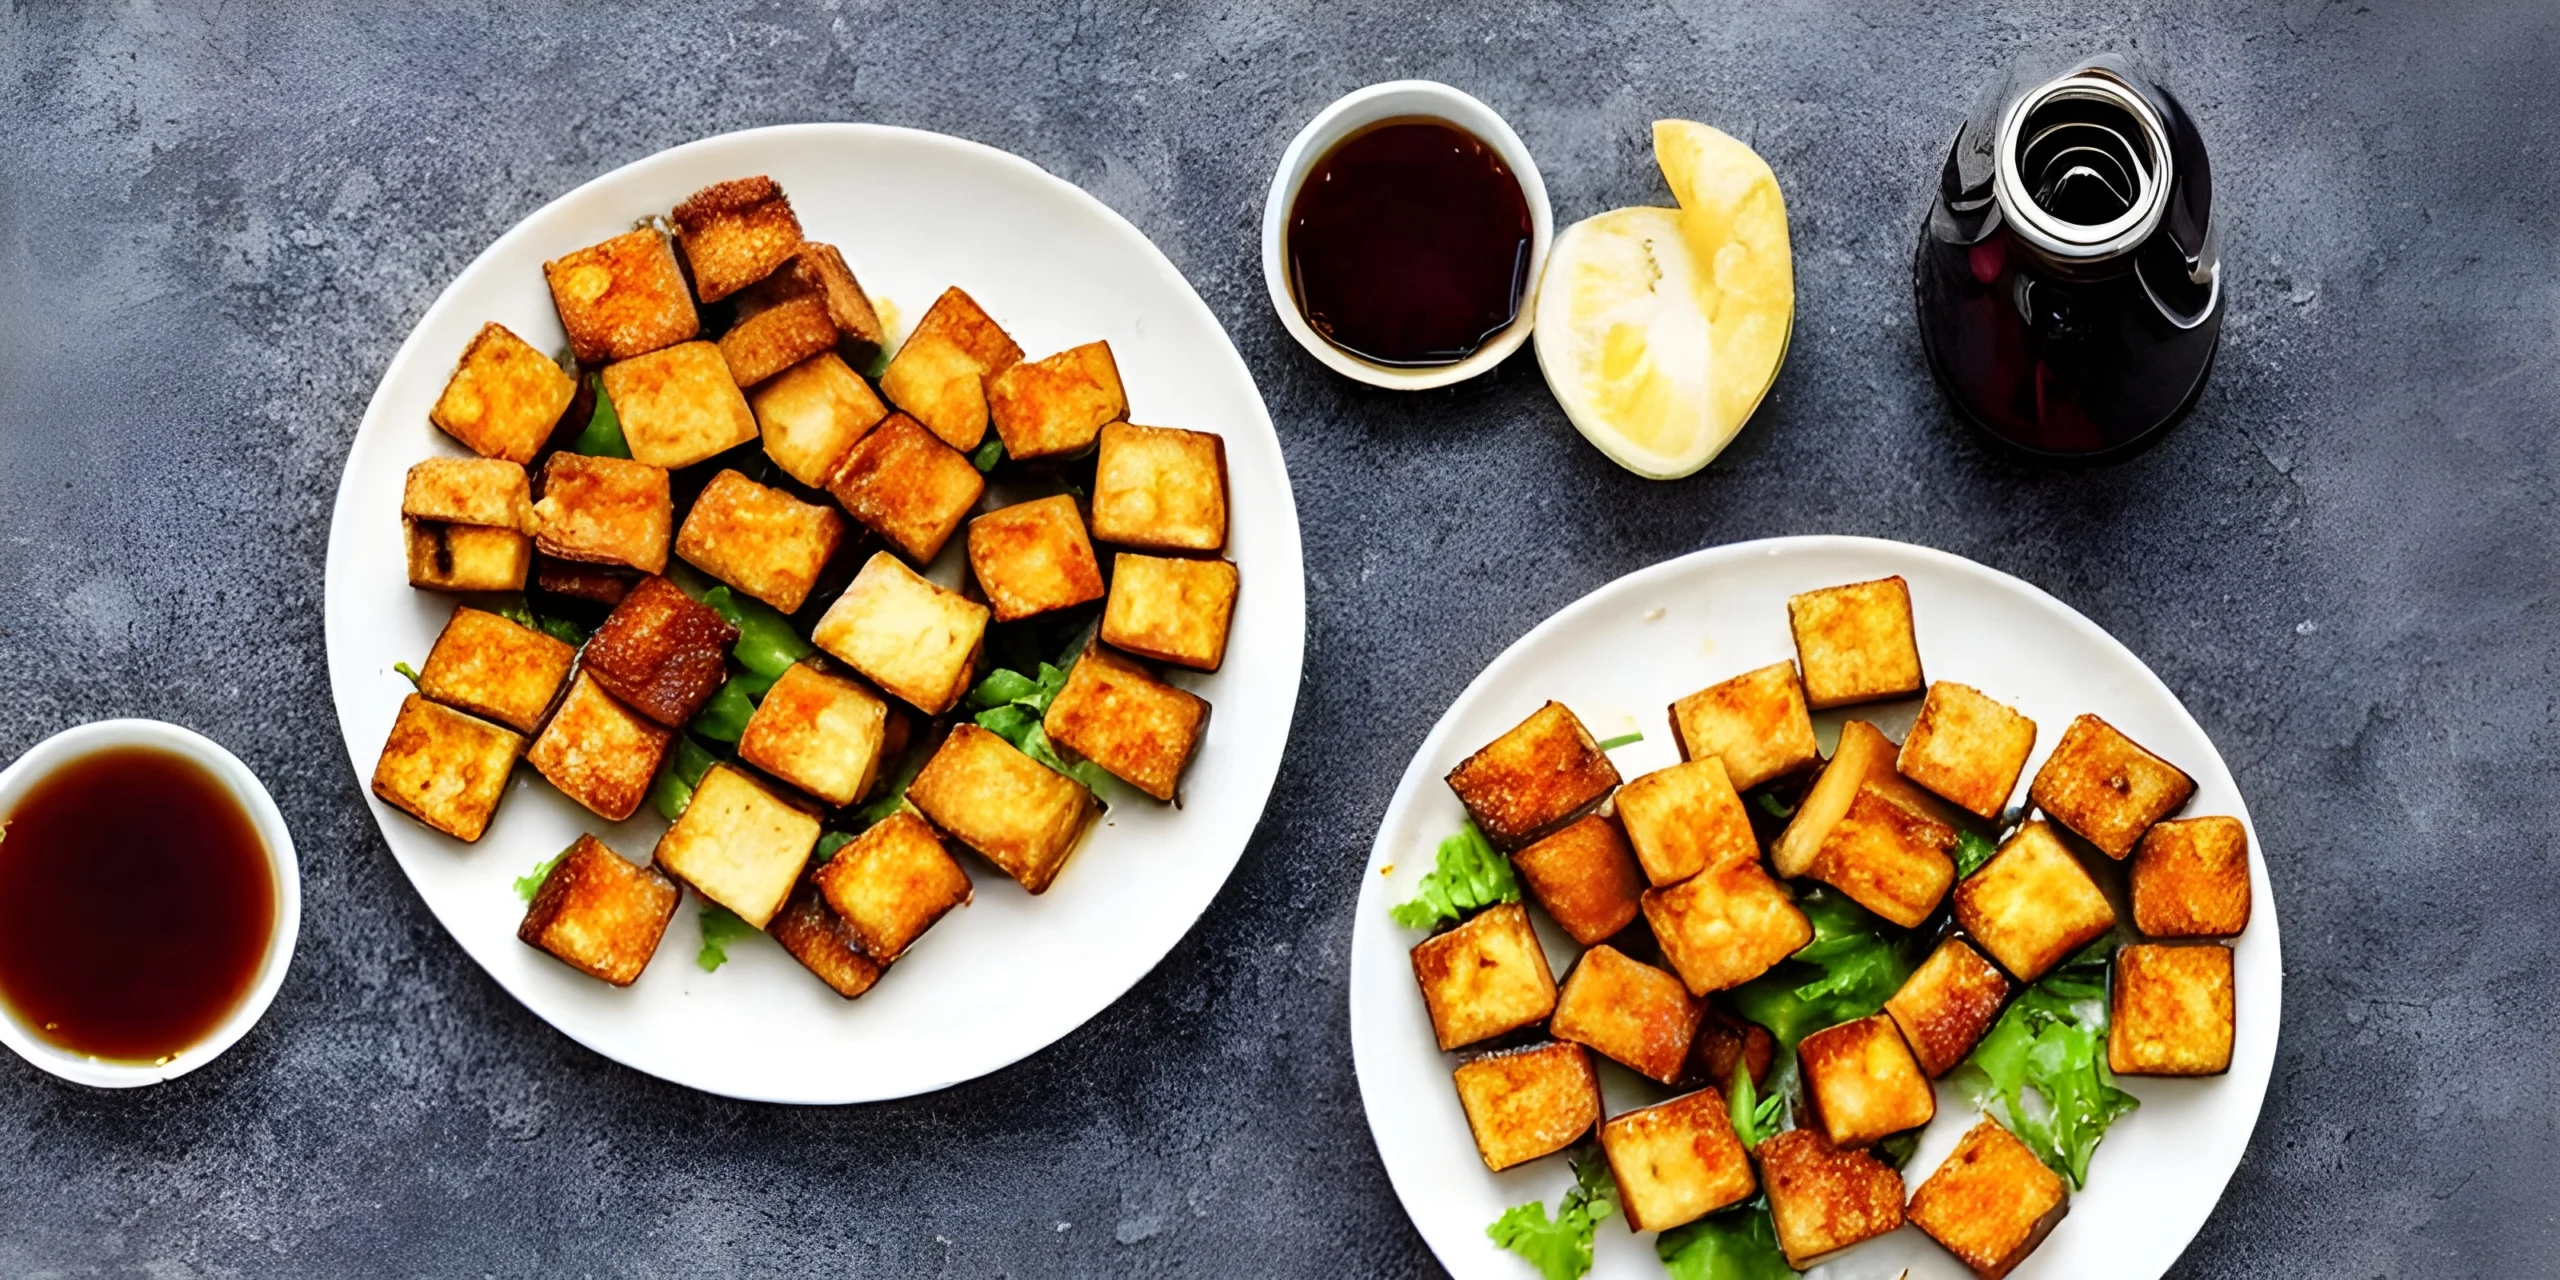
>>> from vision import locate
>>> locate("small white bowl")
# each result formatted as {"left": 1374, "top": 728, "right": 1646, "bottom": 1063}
{"left": 1261, "top": 80, "right": 1554, "bottom": 390}
{"left": 0, "top": 720, "right": 300, "bottom": 1088}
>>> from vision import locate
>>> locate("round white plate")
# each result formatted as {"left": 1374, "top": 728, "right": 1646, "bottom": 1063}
{"left": 1350, "top": 536, "right": 2279, "bottom": 1279}
{"left": 324, "top": 124, "right": 1305, "bottom": 1104}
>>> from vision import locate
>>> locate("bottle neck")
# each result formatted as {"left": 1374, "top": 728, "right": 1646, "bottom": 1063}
{"left": 1993, "top": 70, "right": 2173, "bottom": 268}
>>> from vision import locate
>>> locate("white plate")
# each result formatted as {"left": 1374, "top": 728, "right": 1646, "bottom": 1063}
{"left": 323, "top": 124, "right": 1304, "bottom": 1104}
{"left": 1350, "top": 536, "right": 2279, "bottom": 1279}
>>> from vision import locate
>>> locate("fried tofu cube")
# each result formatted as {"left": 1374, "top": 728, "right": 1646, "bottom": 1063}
{"left": 1907, "top": 1117, "right": 2069, "bottom": 1280}
{"left": 1693, "top": 1005, "right": 1776, "bottom": 1089}
{"left": 653, "top": 764, "right": 820, "bottom": 929}
{"left": 781, "top": 241, "right": 887, "bottom": 363}
{"left": 1090, "top": 421, "right": 1228, "bottom": 552}
{"left": 1601, "top": 1087, "right": 1757, "bottom": 1231}
{"left": 1042, "top": 645, "right": 1208, "bottom": 802}
{"left": 1757, "top": 1128, "right": 1907, "bottom": 1267}
{"left": 1886, "top": 938, "right": 2013, "bottom": 1077}
{"left": 1509, "top": 814, "right": 1644, "bottom": 946}
{"left": 2029, "top": 713, "right": 2197, "bottom": 858}
{"left": 1451, "top": 1042, "right": 1600, "bottom": 1173}
{"left": 1668, "top": 661, "right": 1821, "bottom": 792}
{"left": 428, "top": 322, "right": 579, "bottom": 464}
{"left": 1788, "top": 576, "right": 1924, "bottom": 710}
{"left": 737, "top": 662, "right": 887, "bottom": 808}
{"left": 579, "top": 575, "right": 740, "bottom": 729}
{"left": 811, "top": 551, "right": 990, "bottom": 715}
{"left": 1954, "top": 821, "right": 2118, "bottom": 982}
{"left": 824, "top": 412, "right": 986, "bottom": 565}
{"left": 2130, "top": 815, "right": 2252, "bottom": 938}
{"left": 718, "top": 292, "right": 838, "bottom": 387}
{"left": 415, "top": 606, "right": 576, "bottom": 733}
{"left": 905, "top": 724, "right": 1098, "bottom": 894}
{"left": 675, "top": 469, "right": 846, "bottom": 613}
{"left": 1409, "top": 901, "right": 1558, "bottom": 1051}
{"left": 1443, "top": 701, "right": 1621, "bottom": 848}
{"left": 766, "top": 880, "right": 883, "bottom": 998}
{"left": 600, "top": 341, "right": 760, "bottom": 470}
{"left": 752, "top": 352, "right": 890, "bottom": 488}
{"left": 671, "top": 175, "right": 803, "bottom": 303}
{"left": 516, "top": 834, "right": 679, "bottom": 986}
{"left": 532, "top": 452, "right": 672, "bottom": 574}
{"left": 879, "top": 287, "right": 1022, "bottom": 450}
{"left": 2108, "top": 943, "right": 2235, "bottom": 1076}
{"left": 987, "top": 341, "right": 1126, "bottom": 461}
{"left": 967, "top": 495, "right": 1106, "bottom": 622}
{"left": 1550, "top": 944, "right": 1699, "bottom": 1084}
{"left": 1773, "top": 720, "right": 1957, "bottom": 878}
{"left": 1100, "top": 552, "right": 1238, "bottom": 672}
{"left": 1643, "top": 861, "right": 1813, "bottom": 995}
{"left": 403, "top": 457, "right": 533, "bottom": 532}
{"left": 403, "top": 518, "right": 531, "bottom": 592}
{"left": 812, "top": 810, "right": 972, "bottom": 962}
{"left": 1898, "top": 682, "right": 2038, "bottom": 820}
{"left": 1807, "top": 784, "right": 1959, "bottom": 928}
{"left": 526, "top": 672, "right": 674, "bottom": 822}
{"left": 1800, "top": 1014, "right": 1936, "bottom": 1146}
{"left": 544, "top": 227, "right": 699, "bottom": 364}
{"left": 370, "top": 693, "right": 522, "bottom": 842}
{"left": 535, "top": 556, "right": 637, "bottom": 606}
{"left": 1616, "top": 757, "right": 1759, "bottom": 887}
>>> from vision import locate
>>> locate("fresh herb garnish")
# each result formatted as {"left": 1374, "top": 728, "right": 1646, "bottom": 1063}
{"left": 1486, "top": 1145, "right": 1618, "bottom": 1280}
{"left": 394, "top": 661, "right": 422, "bottom": 687}
{"left": 970, "top": 435, "right": 1006, "bottom": 472}
{"left": 513, "top": 843, "right": 574, "bottom": 904}
{"left": 571, "top": 375, "right": 631, "bottom": 458}
{"left": 1873, "top": 1130, "right": 1920, "bottom": 1169}
{"left": 1595, "top": 730, "right": 1643, "bottom": 750}
{"left": 1752, "top": 792, "right": 1797, "bottom": 821}
{"left": 699, "top": 586, "right": 814, "bottom": 679}
{"left": 537, "top": 614, "right": 589, "bottom": 647}
{"left": 696, "top": 901, "right": 756, "bottom": 972}
{"left": 1951, "top": 936, "right": 2138, "bottom": 1188}
{"left": 965, "top": 660, "right": 1113, "bottom": 793}
{"left": 1953, "top": 828, "right": 1999, "bottom": 878}
{"left": 649, "top": 734, "right": 721, "bottom": 822}
{"left": 1727, "top": 1060, "right": 1787, "bottom": 1150}
{"left": 813, "top": 830, "right": 857, "bottom": 864}
{"left": 1657, "top": 1200, "right": 1797, "bottom": 1279}
{"left": 1730, "top": 888, "right": 1921, "bottom": 1052}
{"left": 1388, "top": 819, "right": 1519, "bottom": 930}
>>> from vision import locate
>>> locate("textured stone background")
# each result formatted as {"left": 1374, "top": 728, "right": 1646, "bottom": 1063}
{"left": 2, "top": 1, "right": 2555, "bottom": 1276}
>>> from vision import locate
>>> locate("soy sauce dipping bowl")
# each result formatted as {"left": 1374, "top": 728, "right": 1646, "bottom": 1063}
{"left": 1262, "top": 81, "right": 1553, "bottom": 390}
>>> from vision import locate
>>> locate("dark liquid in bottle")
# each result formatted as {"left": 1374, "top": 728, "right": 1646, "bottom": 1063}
{"left": 0, "top": 747, "right": 276, "bottom": 1062}
{"left": 1286, "top": 118, "right": 1533, "bottom": 367}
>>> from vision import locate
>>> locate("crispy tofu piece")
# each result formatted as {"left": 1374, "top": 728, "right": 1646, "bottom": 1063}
{"left": 1550, "top": 944, "right": 1700, "bottom": 1084}
{"left": 1451, "top": 1042, "right": 1600, "bottom": 1173}
{"left": 1601, "top": 1087, "right": 1757, "bottom": 1231}
{"left": 1668, "top": 661, "right": 1821, "bottom": 792}
{"left": 1616, "top": 757, "right": 1759, "bottom": 887}
{"left": 1800, "top": 1014, "right": 1937, "bottom": 1147}
{"left": 1409, "top": 901, "right": 1558, "bottom": 1051}
{"left": 1954, "top": 821, "right": 2117, "bottom": 982}
{"left": 1788, "top": 576, "right": 1924, "bottom": 710}
{"left": 580, "top": 575, "right": 740, "bottom": 729}
{"left": 1090, "top": 421, "right": 1228, "bottom": 552}
{"left": 2108, "top": 943, "right": 2235, "bottom": 1076}
{"left": 1807, "top": 784, "right": 1959, "bottom": 928}
{"left": 671, "top": 175, "right": 803, "bottom": 303}
{"left": 428, "top": 322, "right": 579, "bottom": 464}
{"left": 988, "top": 341, "right": 1126, "bottom": 461}
{"left": 813, "top": 810, "right": 972, "bottom": 961}
{"left": 2130, "top": 815, "right": 2252, "bottom": 938}
{"left": 752, "top": 352, "right": 890, "bottom": 488}
{"left": 653, "top": 763, "right": 820, "bottom": 929}
{"left": 1886, "top": 938, "right": 2013, "bottom": 1077}
{"left": 600, "top": 340, "right": 760, "bottom": 470}
{"left": 370, "top": 693, "right": 522, "bottom": 842}
{"left": 737, "top": 662, "right": 887, "bottom": 808}
{"left": 718, "top": 292, "right": 838, "bottom": 387}
{"left": 766, "top": 880, "right": 884, "bottom": 998}
{"left": 1443, "top": 701, "right": 1621, "bottom": 848}
{"left": 1898, "top": 682, "right": 2038, "bottom": 820}
{"left": 811, "top": 551, "right": 990, "bottom": 715}
{"left": 1509, "top": 814, "right": 1644, "bottom": 946}
{"left": 1100, "top": 552, "right": 1238, "bottom": 672}
{"left": 1907, "top": 1117, "right": 2069, "bottom": 1280}
{"left": 526, "top": 672, "right": 674, "bottom": 822}
{"left": 1042, "top": 645, "right": 1208, "bottom": 802}
{"left": 532, "top": 452, "right": 672, "bottom": 574}
{"left": 675, "top": 469, "right": 846, "bottom": 613}
{"left": 415, "top": 606, "right": 575, "bottom": 734}
{"left": 1757, "top": 1127, "right": 1907, "bottom": 1267}
{"left": 967, "top": 495, "right": 1107, "bottom": 622}
{"left": 1643, "top": 861, "right": 1813, "bottom": 996}
{"left": 544, "top": 227, "right": 699, "bottom": 364}
{"left": 535, "top": 556, "right": 637, "bottom": 606}
{"left": 905, "top": 724, "right": 1098, "bottom": 894}
{"left": 824, "top": 412, "right": 986, "bottom": 564}
{"left": 1773, "top": 721, "right": 1958, "bottom": 878}
{"left": 403, "top": 457, "right": 533, "bottom": 532}
{"left": 1693, "top": 1005, "right": 1776, "bottom": 1089}
{"left": 403, "top": 518, "right": 531, "bottom": 592}
{"left": 765, "top": 241, "right": 886, "bottom": 363}
{"left": 879, "top": 287, "right": 1022, "bottom": 450}
{"left": 2029, "top": 713, "right": 2197, "bottom": 858}
{"left": 516, "top": 834, "right": 679, "bottom": 986}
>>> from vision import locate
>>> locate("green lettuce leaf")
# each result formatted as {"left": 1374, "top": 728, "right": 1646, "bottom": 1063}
{"left": 966, "top": 661, "right": 1113, "bottom": 793}
{"left": 1388, "top": 820, "right": 1519, "bottom": 930}
{"left": 812, "top": 831, "right": 856, "bottom": 864}
{"left": 1729, "top": 889, "right": 1921, "bottom": 1051}
{"left": 571, "top": 377, "right": 631, "bottom": 458}
{"left": 1953, "top": 828, "right": 1998, "bottom": 878}
{"left": 696, "top": 901, "right": 756, "bottom": 972}
{"left": 1657, "top": 1201, "right": 1796, "bottom": 1279}
{"left": 1726, "top": 1060, "right": 1787, "bottom": 1151}
{"left": 649, "top": 734, "right": 721, "bottom": 822}
{"left": 970, "top": 435, "right": 1006, "bottom": 472}
{"left": 513, "top": 842, "right": 576, "bottom": 904}
{"left": 1951, "top": 937, "right": 2138, "bottom": 1188}
{"left": 1486, "top": 1145, "right": 1618, "bottom": 1280}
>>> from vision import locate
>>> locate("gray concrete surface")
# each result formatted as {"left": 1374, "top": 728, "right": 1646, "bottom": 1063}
{"left": 2, "top": 1, "right": 2554, "bottom": 1275}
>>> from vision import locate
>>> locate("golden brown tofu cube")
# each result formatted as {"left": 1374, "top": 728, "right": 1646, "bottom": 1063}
{"left": 1886, "top": 938, "right": 2012, "bottom": 1077}
{"left": 532, "top": 452, "right": 672, "bottom": 574}
{"left": 1100, "top": 552, "right": 1237, "bottom": 672}
{"left": 403, "top": 457, "right": 532, "bottom": 532}
{"left": 825, "top": 412, "right": 986, "bottom": 565}
{"left": 403, "top": 518, "right": 531, "bottom": 593}
{"left": 1090, "top": 421, "right": 1228, "bottom": 552}
{"left": 1509, "top": 814, "right": 1645, "bottom": 947}
{"left": 1409, "top": 901, "right": 1558, "bottom": 1051}
{"left": 2028, "top": 713, "right": 2197, "bottom": 858}
{"left": 718, "top": 292, "right": 838, "bottom": 387}
{"left": 2108, "top": 943, "right": 2235, "bottom": 1076}
{"left": 1616, "top": 757, "right": 1759, "bottom": 887}
{"left": 1800, "top": 1014, "right": 1936, "bottom": 1147}
{"left": 1773, "top": 720, "right": 1957, "bottom": 878}
{"left": 544, "top": 227, "right": 699, "bottom": 364}
{"left": 516, "top": 834, "right": 679, "bottom": 986}
{"left": 1668, "top": 661, "right": 1820, "bottom": 793}
{"left": 987, "top": 341, "right": 1126, "bottom": 461}
{"left": 967, "top": 495, "right": 1107, "bottom": 622}
{"left": 1907, "top": 1117, "right": 2069, "bottom": 1280}
{"left": 1788, "top": 576, "right": 1924, "bottom": 710}
{"left": 813, "top": 810, "right": 972, "bottom": 962}
{"left": 370, "top": 693, "right": 522, "bottom": 842}
{"left": 1898, "top": 682, "right": 2038, "bottom": 820}
{"left": 905, "top": 724, "right": 1098, "bottom": 894}
{"left": 1643, "top": 861, "right": 1813, "bottom": 996}
{"left": 415, "top": 606, "right": 575, "bottom": 734}
{"left": 1443, "top": 701, "right": 1621, "bottom": 849}
{"left": 526, "top": 672, "right": 674, "bottom": 822}
{"left": 652, "top": 763, "right": 820, "bottom": 929}
{"left": 1451, "top": 1042, "right": 1600, "bottom": 1173}
{"left": 1601, "top": 1087, "right": 1757, "bottom": 1231}
{"left": 1042, "top": 645, "right": 1208, "bottom": 802}
{"left": 1550, "top": 944, "right": 1699, "bottom": 1084}
{"left": 535, "top": 556, "right": 637, "bottom": 606}
{"left": 600, "top": 340, "right": 760, "bottom": 470}
{"left": 1954, "top": 821, "right": 2118, "bottom": 982}
{"left": 1693, "top": 1006, "right": 1776, "bottom": 1089}
{"left": 811, "top": 551, "right": 990, "bottom": 716}
{"left": 671, "top": 175, "right": 803, "bottom": 303}
{"left": 1757, "top": 1127, "right": 1907, "bottom": 1267}
{"left": 781, "top": 241, "right": 887, "bottom": 362}
{"left": 1807, "top": 784, "right": 1959, "bottom": 929}
{"left": 752, "top": 351, "right": 890, "bottom": 488}
{"left": 879, "top": 287, "right": 1023, "bottom": 450}
{"left": 766, "top": 880, "right": 883, "bottom": 999}
{"left": 2130, "top": 815, "right": 2252, "bottom": 938}
{"left": 580, "top": 575, "right": 740, "bottom": 729}
{"left": 737, "top": 663, "right": 887, "bottom": 808}
{"left": 675, "top": 469, "right": 846, "bottom": 613}
{"left": 429, "top": 322, "right": 579, "bottom": 464}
